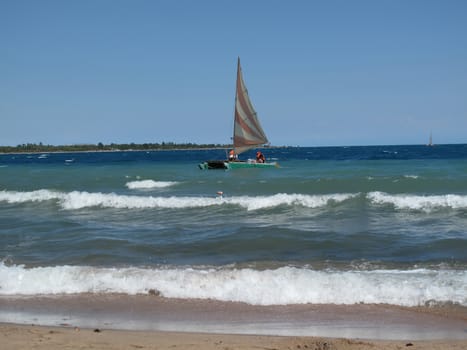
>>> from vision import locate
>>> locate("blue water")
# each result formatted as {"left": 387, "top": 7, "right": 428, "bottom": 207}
{"left": 0, "top": 145, "right": 466, "bottom": 306}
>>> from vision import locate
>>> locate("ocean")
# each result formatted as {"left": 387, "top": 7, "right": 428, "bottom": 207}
{"left": 1, "top": 144, "right": 467, "bottom": 308}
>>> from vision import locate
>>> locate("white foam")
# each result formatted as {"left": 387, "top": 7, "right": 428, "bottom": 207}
{"left": 3, "top": 189, "right": 467, "bottom": 212}
{"left": 0, "top": 263, "right": 465, "bottom": 307}
{"left": 62, "top": 191, "right": 220, "bottom": 210}
{"left": 368, "top": 191, "right": 467, "bottom": 211}
{"left": 126, "top": 180, "right": 178, "bottom": 189}
{"left": 0, "top": 190, "right": 356, "bottom": 211}
{"left": 403, "top": 175, "right": 419, "bottom": 179}
{"left": 0, "top": 189, "right": 63, "bottom": 204}
{"left": 228, "top": 193, "right": 357, "bottom": 211}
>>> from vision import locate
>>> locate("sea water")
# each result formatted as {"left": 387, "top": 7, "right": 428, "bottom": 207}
{"left": 1, "top": 145, "right": 466, "bottom": 307}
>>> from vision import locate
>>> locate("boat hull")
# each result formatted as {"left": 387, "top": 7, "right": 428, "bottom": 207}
{"left": 198, "top": 160, "right": 228, "bottom": 170}
{"left": 199, "top": 160, "right": 278, "bottom": 170}
{"left": 227, "top": 161, "right": 278, "bottom": 169}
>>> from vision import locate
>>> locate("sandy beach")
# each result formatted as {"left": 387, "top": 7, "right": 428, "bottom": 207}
{"left": 2, "top": 322, "right": 467, "bottom": 350}
{"left": 1, "top": 294, "right": 467, "bottom": 349}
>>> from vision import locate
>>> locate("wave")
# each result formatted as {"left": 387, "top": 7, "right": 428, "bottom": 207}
{"left": 403, "top": 175, "right": 419, "bottom": 179}
{"left": 126, "top": 180, "right": 178, "bottom": 189}
{"left": 0, "top": 263, "right": 465, "bottom": 307}
{"left": 0, "top": 189, "right": 62, "bottom": 203}
{"left": 0, "top": 190, "right": 356, "bottom": 211}
{"left": 2, "top": 189, "right": 467, "bottom": 212}
{"left": 368, "top": 191, "right": 467, "bottom": 211}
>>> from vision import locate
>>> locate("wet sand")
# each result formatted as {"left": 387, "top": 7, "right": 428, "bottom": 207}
{"left": 1, "top": 294, "right": 466, "bottom": 349}
{"left": 2, "top": 323, "right": 467, "bottom": 350}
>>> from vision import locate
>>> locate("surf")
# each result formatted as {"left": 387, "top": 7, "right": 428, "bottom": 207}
{"left": 0, "top": 189, "right": 358, "bottom": 211}
{"left": 368, "top": 191, "right": 467, "bottom": 211}
{"left": 125, "top": 180, "right": 179, "bottom": 189}
{"left": 0, "top": 262, "right": 465, "bottom": 307}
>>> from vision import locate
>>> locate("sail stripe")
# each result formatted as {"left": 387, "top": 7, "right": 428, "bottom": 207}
{"left": 235, "top": 92, "right": 265, "bottom": 139}
{"left": 233, "top": 58, "right": 268, "bottom": 154}
{"left": 234, "top": 111, "right": 267, "bottom": 151}
{"left": 236, "top": 65, "right": 266, "bottom": 139}
{"left": 233, "top": 135, "right": 262, "bottom": 147}
{"left": 234, "top": 110, "right": 266, "bottom": 143}
{"left": 236, "top": 73, "right": 256, "bottom": 123}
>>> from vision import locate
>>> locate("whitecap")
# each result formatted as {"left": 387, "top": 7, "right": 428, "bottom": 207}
{"left": 403, "top": 175, "right": 419, "bottom": 179}
{"left": 0, "top": 190, "right": 357, "bottom": 211}
{"left": 126, "top": 180, "right": 178, "bottom": 190}
{"left": 0, "top": 263, "right": 465, "bottom": 307}
{"left": 367, "top": 191, "right": 467, "bottom": 211}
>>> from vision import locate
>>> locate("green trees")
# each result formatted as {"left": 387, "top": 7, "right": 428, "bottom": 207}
{"left": 0, "top": 142, "right": 228, "bottom": 153}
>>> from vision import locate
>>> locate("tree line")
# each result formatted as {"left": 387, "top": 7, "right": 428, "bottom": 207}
{"left": 0, "top": 142, "right": 229, "bottom": 153}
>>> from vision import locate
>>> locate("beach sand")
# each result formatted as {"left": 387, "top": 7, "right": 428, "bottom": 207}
{"left": 1, "top": 295, "right": 466, "bottom": 349}
{"left": 2, "top": 323, "right": 467, "bottom": 350}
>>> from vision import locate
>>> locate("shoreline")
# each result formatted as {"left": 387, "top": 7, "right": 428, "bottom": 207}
{"left": 0, "top": 147, "right": 231, "bottom": 156}
{"left": 2, "top": 143, "right": 466, "bottom": 156}
{"left": 1, "top": 295, "right": 466, "bottom": 341}
{"left": 2, "top": 323, "right": 467, "bottom": 350}
{"left": 0, "top": 145, "right": 295, "bottom": 156}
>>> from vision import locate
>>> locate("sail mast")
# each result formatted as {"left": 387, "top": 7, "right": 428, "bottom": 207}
{"left": 233, "top": 57, "right": 268, "bottom": 155}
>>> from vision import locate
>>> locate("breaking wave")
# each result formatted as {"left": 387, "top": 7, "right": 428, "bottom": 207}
{"left": 368, "top": 191, "right": 467, "bottom": 211}
{"left": 2, "top": 189, "right": 467, "bottom": 212}
{"left": 126, "top": 180, "right": 178, "bottom": 189}
{"left": 0, "top": 190, "right": 356, "bottom": 211}
{"left": 0, "top": 263, "right": 465, "bottom": 307}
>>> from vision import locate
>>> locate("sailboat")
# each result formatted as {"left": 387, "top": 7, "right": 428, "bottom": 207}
{"left": 199, "top": 58, "right": 279, "bottom": 170}
{"left": 427, "top": 132, "right": 434, "bottom": 146}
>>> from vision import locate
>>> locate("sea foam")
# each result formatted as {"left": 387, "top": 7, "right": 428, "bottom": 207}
{"left": 0, "top": 263, "right": 465, "bottom": 307}
{"left": 368, "top": 191, "right": 467, "bottom": 211}
{"left": 3, "top": 189, "right": 466, "bottom": 212}
{"left": 126, "top": 180, "right": 178, "bottom": 189}
{"left": 0, "top": 189, "right": 467, "bottom": 212}
{"left": 0, "top": 189, "right": 61, "bottom": 203}
{"left": 0, "top": 190, "right": 356, "bottom": 211}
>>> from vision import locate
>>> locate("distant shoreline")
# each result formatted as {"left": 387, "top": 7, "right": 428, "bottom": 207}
{"left": 0, "top": 143, "right": 293, "bottom": 155}
{"left": 0, "top": 147, "right": 229, "bottom": 156}
{"left": 1, "top": 143, "right": 465, "bottom": 155}
{"left": 0, "top": 143, "right": 231, "bottom": 155}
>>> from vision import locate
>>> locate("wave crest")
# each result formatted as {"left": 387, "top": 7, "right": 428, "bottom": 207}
{"left": 126, "top": 180, "right": 178, "bottom": 189}
{"left": 3, "top": 189, "right": 466, "bottom": 212}
{"left": 368, "top": 191, "right": 467, "bottom": 211}
{"left": 0, "top": 190, "right": 356, "bottom": 211}
{"left": 0, "top": 263, "right": 465, "bottom": 307}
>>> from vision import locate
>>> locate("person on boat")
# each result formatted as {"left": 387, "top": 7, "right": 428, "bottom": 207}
{"left": 228, "top": 149, "right": 238, "bottom": 161}
{"left": 256, "top": 151, "right": 265, "bottom": 163}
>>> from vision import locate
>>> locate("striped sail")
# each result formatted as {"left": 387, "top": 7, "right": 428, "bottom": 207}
{"left": 233, "top": 58, "right": 269, "bottom": 155}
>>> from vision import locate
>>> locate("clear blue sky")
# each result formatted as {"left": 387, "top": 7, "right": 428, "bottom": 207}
{"left": 1, "top": 0, "right": 466, "bottom": 147}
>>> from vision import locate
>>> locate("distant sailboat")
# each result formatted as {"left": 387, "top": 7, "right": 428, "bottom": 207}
{"left": 199, "top": 58, "right": 278, "bottom": 170}
{"left": 427, "top": 132, "right": 434, "bottom": 146}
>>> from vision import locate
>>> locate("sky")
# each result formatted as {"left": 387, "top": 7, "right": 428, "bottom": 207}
{"left": 1, "top": 0, "right": 466, "bottom": 147}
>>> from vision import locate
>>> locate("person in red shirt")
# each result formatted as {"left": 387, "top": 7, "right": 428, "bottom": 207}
{"left": 256, "top": 151, "right": 265, "bottom": 163}
{"left": 228, "top": 149, "right": 237, "bottom": 161}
